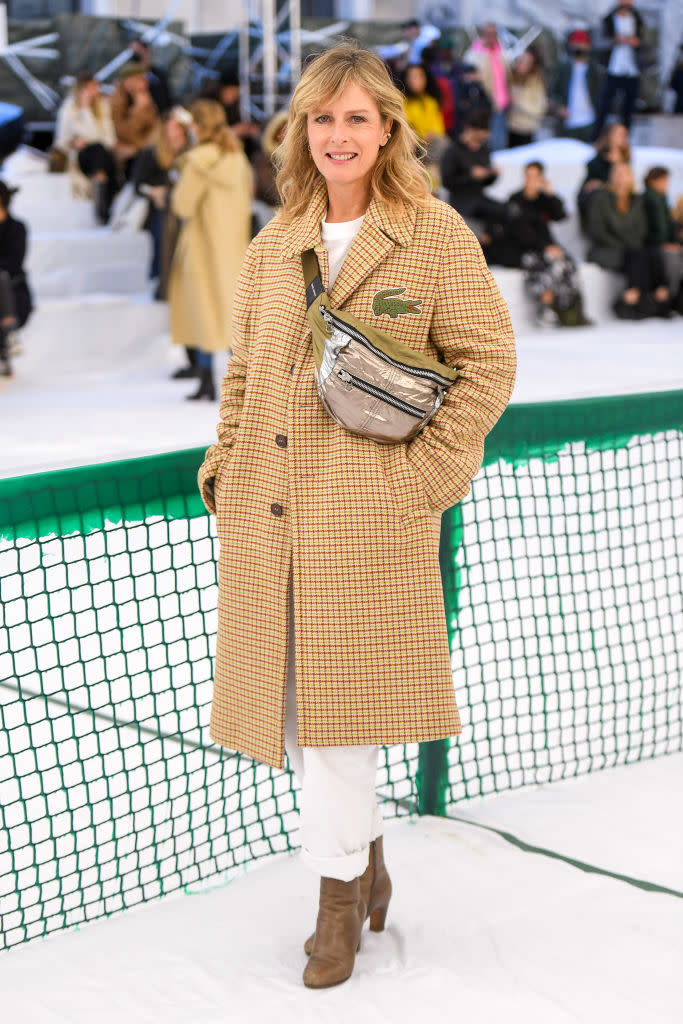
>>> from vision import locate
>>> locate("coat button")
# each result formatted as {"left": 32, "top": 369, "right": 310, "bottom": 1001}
{"left": 275, "top": 434, "right": 288, "bottom": 448}
{"left": 270, "top": 502, "right": 284, "bottom": 517}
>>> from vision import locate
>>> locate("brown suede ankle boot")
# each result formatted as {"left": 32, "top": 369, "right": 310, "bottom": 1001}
{"left": 302, "top": 876, "right": 365, "bottom": 989}
{"left": 303, "top": 836, "right": 392, "bottom": 955}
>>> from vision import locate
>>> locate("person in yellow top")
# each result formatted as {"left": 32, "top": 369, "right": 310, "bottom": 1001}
{"left": 402, "top": 63, "right": 448, "bottom": 185}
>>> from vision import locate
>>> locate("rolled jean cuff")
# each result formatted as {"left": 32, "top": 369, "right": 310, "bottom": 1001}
{"left": 301, "top": 843, "right": 370, "bottom": 882}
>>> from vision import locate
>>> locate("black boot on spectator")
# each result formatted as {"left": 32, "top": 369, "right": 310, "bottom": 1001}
{"left": 0, "top": 327, "right": 12, "bottom": 377}
{"left": 172, "top": 347, "right": 199, "bottom": 379}
{"left": 186, "top": 367, "right": 215, "bottom": 401}
{"left": 93, "top": 180, "right": 110, "bottom": 226}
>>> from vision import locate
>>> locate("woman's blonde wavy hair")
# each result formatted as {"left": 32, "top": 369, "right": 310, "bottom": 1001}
{"left": 275, "top": 42, "right": 431, "bottom": 221}
{"left": 190, "top": 99, "right": 241, "bottom": 154}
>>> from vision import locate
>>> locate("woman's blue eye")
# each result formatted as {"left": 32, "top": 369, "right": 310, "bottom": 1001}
{"left": 315, "top": 115, "right": 329, "bottom": 123}
{"left": 351, "top": 116, "right": 366, "bottom": 123}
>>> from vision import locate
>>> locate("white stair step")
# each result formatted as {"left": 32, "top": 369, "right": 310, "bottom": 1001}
{"left": 19, "top": 294, "right": 170, "bottom": 379}
{"left": 13, "top": 195, "right": 97, "bottom": 232}
{"left": 27, "top": 229, "right": 151, "bottom": 299}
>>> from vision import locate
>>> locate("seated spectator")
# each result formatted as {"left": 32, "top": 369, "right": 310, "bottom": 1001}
{"left": 0, "top": 181, "right": 33, "bottom": 377}
{"left": 643, "top": 165, "right": 683, "bottom": 309}
{"left": 130, "top": 38, "right": 173, "bottom": 115}
{"left": 507, "top": 46, "right": 548, "bottom": 148}
{"left": 131, "top": 106, "right": 192, "bottom": 284}
{"left": 111, "top": 63, "right": 160, "bottom": 178}
{"left": 549, "top": 30, "right": 602, "bottom": 142}
{"left": 403, "top": 63, "right": 448, "bottom": 184}
{"left": 441, "top": 110, "right": 508, "bottom": 244}
{"left": 487, "top": 161, "right": 591, "bottom": 326}
{"left": 53, "top": 71, "right": 118, "bottom": 223}
{"left": 577, "top": 122, "right": 630, "bottom": 226}
{"left": 168, "top": 100, "right": 252, "bottom": 400}
{"left": 586, "top": 162, "right": 670, "bottom": 319}
{"left": 669, "top": 44, "right": 683, "bottom": 113}
{"left": 252, "top": 110, "right": 288, "bottom": 209}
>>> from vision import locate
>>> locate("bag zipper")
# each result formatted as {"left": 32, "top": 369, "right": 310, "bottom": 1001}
{"left": 337, "top": 369, "right": 424, "bottom": 419}
{"left": 319, "top": 303, "right": 454, "bottom": 388}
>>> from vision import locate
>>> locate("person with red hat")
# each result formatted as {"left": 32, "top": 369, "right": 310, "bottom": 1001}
{"left": 549, "top": 29, "right": 603, "bottom": 142}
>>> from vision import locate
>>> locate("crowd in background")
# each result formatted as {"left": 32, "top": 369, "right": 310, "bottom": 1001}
{"left": 1, "top": 10, "right": 683, "bottom": 383}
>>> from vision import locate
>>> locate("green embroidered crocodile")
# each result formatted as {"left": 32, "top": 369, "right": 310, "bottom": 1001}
{"left": 372, "top": 287, "right": 422, "bottom": 319}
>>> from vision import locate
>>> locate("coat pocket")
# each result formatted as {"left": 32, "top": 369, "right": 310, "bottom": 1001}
{"left": 382, "top": 444, "right": 433, "bottom": 521}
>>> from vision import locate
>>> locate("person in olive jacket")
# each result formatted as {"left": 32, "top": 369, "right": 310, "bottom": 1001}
{"left": 0, "top": 180, "right": 33, "bottom": 376}
{"left": 586, "top": 161, "right": 669, "bottom": 318}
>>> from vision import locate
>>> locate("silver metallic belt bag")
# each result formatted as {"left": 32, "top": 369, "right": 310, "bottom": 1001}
{"left": 301, "top": 249, "right": 458, "bottom": 444}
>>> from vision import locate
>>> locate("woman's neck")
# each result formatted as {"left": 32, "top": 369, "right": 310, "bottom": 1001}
{"left": 325, "top": 180, "right": 371, "bottom": 223}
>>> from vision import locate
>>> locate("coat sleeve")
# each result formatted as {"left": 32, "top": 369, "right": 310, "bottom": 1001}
{"left": 405, "top": 219, "right": 516, "bottom": 513}
{"left": 171, "top": 157, "right": 208, "bottom": 220}
{"left": 197, "top": 237, "right": 261, "bottom": 513}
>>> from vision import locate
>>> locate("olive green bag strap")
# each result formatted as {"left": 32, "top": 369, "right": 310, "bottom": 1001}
{"left": 301, "top": 249, "right": 325, "bottom": 310}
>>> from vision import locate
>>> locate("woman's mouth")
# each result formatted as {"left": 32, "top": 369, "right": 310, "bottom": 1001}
{"left": 326, "top": 153, "right": 357, "bottom": 162}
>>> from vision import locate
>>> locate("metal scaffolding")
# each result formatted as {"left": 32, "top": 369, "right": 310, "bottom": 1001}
{"left": 239, "top": 0, "right": 302, "bottom": 121}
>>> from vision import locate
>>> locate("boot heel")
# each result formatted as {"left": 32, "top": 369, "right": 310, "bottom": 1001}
{"left": 369, "top": 905, "right": 388, "bottom": 932}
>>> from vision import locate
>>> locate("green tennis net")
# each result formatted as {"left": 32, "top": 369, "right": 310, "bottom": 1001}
{"left": 1, "top": 391, "right": 682, "bottom": 950}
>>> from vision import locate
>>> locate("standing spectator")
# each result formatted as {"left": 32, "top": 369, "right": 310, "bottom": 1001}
{"left": 201, "top": 70, "right": 261, "bottom": 159}
{"left": 53, "top": 72, "right": 118, "bottom": 223}
{"left": 130, "top": 38, "right": 174, "bottom": 115}
{"left": 669, "top": 44, "right": 683, "bottom": 113}
{"left": 507, "top": 47, "right": 548, "bottom": 148}
{"left": 464, "top": 24, "right": 511, "bottom": 152}
{"left": 577, "top": 122, "right": 630, "bottom": 225}
{"left": 0, "top": 181, "right": 32, "bottom": 377}
{"left": 643, "top": 165, "right": 683, "bottom": 306}
{"left": 420, "top": 45, "right": 456, "bottom": 134}
{"left": 549, "top": 29, "right": 603, "bottom": 142}
{"left": 586, "top": 162, "right": 669, "bottom": 318}
{"left": 452, "top": 62, "right": 492, "bottom": 128}
{"left": 441, "top": 111, "right": 508, "bottom": 245}
{"left": 252, "top": 110, "right": 288, "bottom": 209}
{"left": 131, "top": 106, "right": 193, "bottom": 285}
{"left": 168, "top": 100, "right": 252, "bottom": 400}
{"left": 110, "top": 63, "right": 160, "bottom": 178}
{"left": 593, "top": 0, "right": 645, "bottom": 137}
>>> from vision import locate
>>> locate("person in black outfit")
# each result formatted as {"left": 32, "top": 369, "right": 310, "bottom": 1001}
{"left": 130, "top": 39, "right": 173, "bottom": 115}
{"left": 0, "top": 181, "right": 33, "bottom": 377}
{"left": 441, "top": 110, "right": 507, "bottom": 245}
{"left": 488, "top": 162, "right": 590, "bottom": 326}
{"left": 593, "top": 0, "right": 645, "bottom": 137}
{"left": 200, "top": 69, "right": 261, "bottom": 160}
{"left": 669, "top": 44, "right": 683, "bottom": 114}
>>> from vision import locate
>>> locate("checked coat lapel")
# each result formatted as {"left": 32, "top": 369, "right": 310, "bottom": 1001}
{"left": 280, "top": 179, "right": 417, "bottom": 310}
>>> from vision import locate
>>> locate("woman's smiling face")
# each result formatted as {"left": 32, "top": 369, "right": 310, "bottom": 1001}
{"left": 306, "top": 81, "right": 391, "bottom": 191}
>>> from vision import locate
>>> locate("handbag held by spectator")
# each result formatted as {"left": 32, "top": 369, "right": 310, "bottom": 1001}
{"left": 301, "top": 249, "right": 457, "bottom": 444}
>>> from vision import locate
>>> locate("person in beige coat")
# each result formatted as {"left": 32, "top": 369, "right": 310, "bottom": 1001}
{"left": 198, "top": 44, "right": 515, "bottom": 988}
{"left": 168, "top": 99, "right": 252, "bottom": 400}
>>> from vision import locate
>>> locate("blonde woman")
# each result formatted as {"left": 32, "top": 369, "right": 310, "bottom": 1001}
{"left": 168, "top": 99, "right": 252, "bottom": 399}
{"left": 198, "top": 43, "right": 516, "bottom": 987}
{"left": 54, "top": 72, "right": 118, "bottom": 222}
{"left": 131, "top": 107, "right": 192, "bottom": 290}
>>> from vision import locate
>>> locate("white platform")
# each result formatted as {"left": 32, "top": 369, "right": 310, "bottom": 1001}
{"left": 28, "top": 229, "right": 152, "bottom": 298}
{"left": 1, "top": 753, "right": 680, "bottom": 1024}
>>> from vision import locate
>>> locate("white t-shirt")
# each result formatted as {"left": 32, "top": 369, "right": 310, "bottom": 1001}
{"left": 566, "top": 62, "right": 595, "bottom": 128}
{"left": 608, "top": 12, "right": 639, "bottom": 77}
{"left": 321, "top": 214, "right": 365, "bottom": 290}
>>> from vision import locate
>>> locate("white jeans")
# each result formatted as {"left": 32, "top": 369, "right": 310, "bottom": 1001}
{"left": 284, "top": 576, "right": 383, "bottom": 882}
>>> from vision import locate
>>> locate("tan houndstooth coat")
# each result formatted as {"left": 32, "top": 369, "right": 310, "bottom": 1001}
{"left": 198, "top": 182, "right": 516, "bottom": 769}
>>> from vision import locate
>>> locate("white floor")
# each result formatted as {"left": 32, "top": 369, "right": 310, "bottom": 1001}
{"left": 1, "top": 753, "right": 681, "bottom": 1024}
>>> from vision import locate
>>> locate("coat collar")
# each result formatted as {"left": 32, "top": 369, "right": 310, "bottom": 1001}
{"left": 279, "top": 178, "right": 417, "bottom": 308}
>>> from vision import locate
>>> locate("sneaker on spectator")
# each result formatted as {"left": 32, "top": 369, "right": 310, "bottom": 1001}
{"left": 535, "top": 304, "right": 558, "bottom": 328}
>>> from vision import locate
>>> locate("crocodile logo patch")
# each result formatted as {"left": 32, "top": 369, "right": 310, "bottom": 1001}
{"left": 372, "top": 287, "right": 422, "bottom": 319}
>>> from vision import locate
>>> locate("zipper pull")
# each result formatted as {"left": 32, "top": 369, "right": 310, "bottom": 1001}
{"left": 337, "top": 369, "right": 352, "bottom": 383}
{"left": 319, "top": 303, "right": 333, "bottom": 326}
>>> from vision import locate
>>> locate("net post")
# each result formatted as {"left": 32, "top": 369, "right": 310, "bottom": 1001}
{"left": 416, "top": 504, "right": 462, "bottom": 816}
